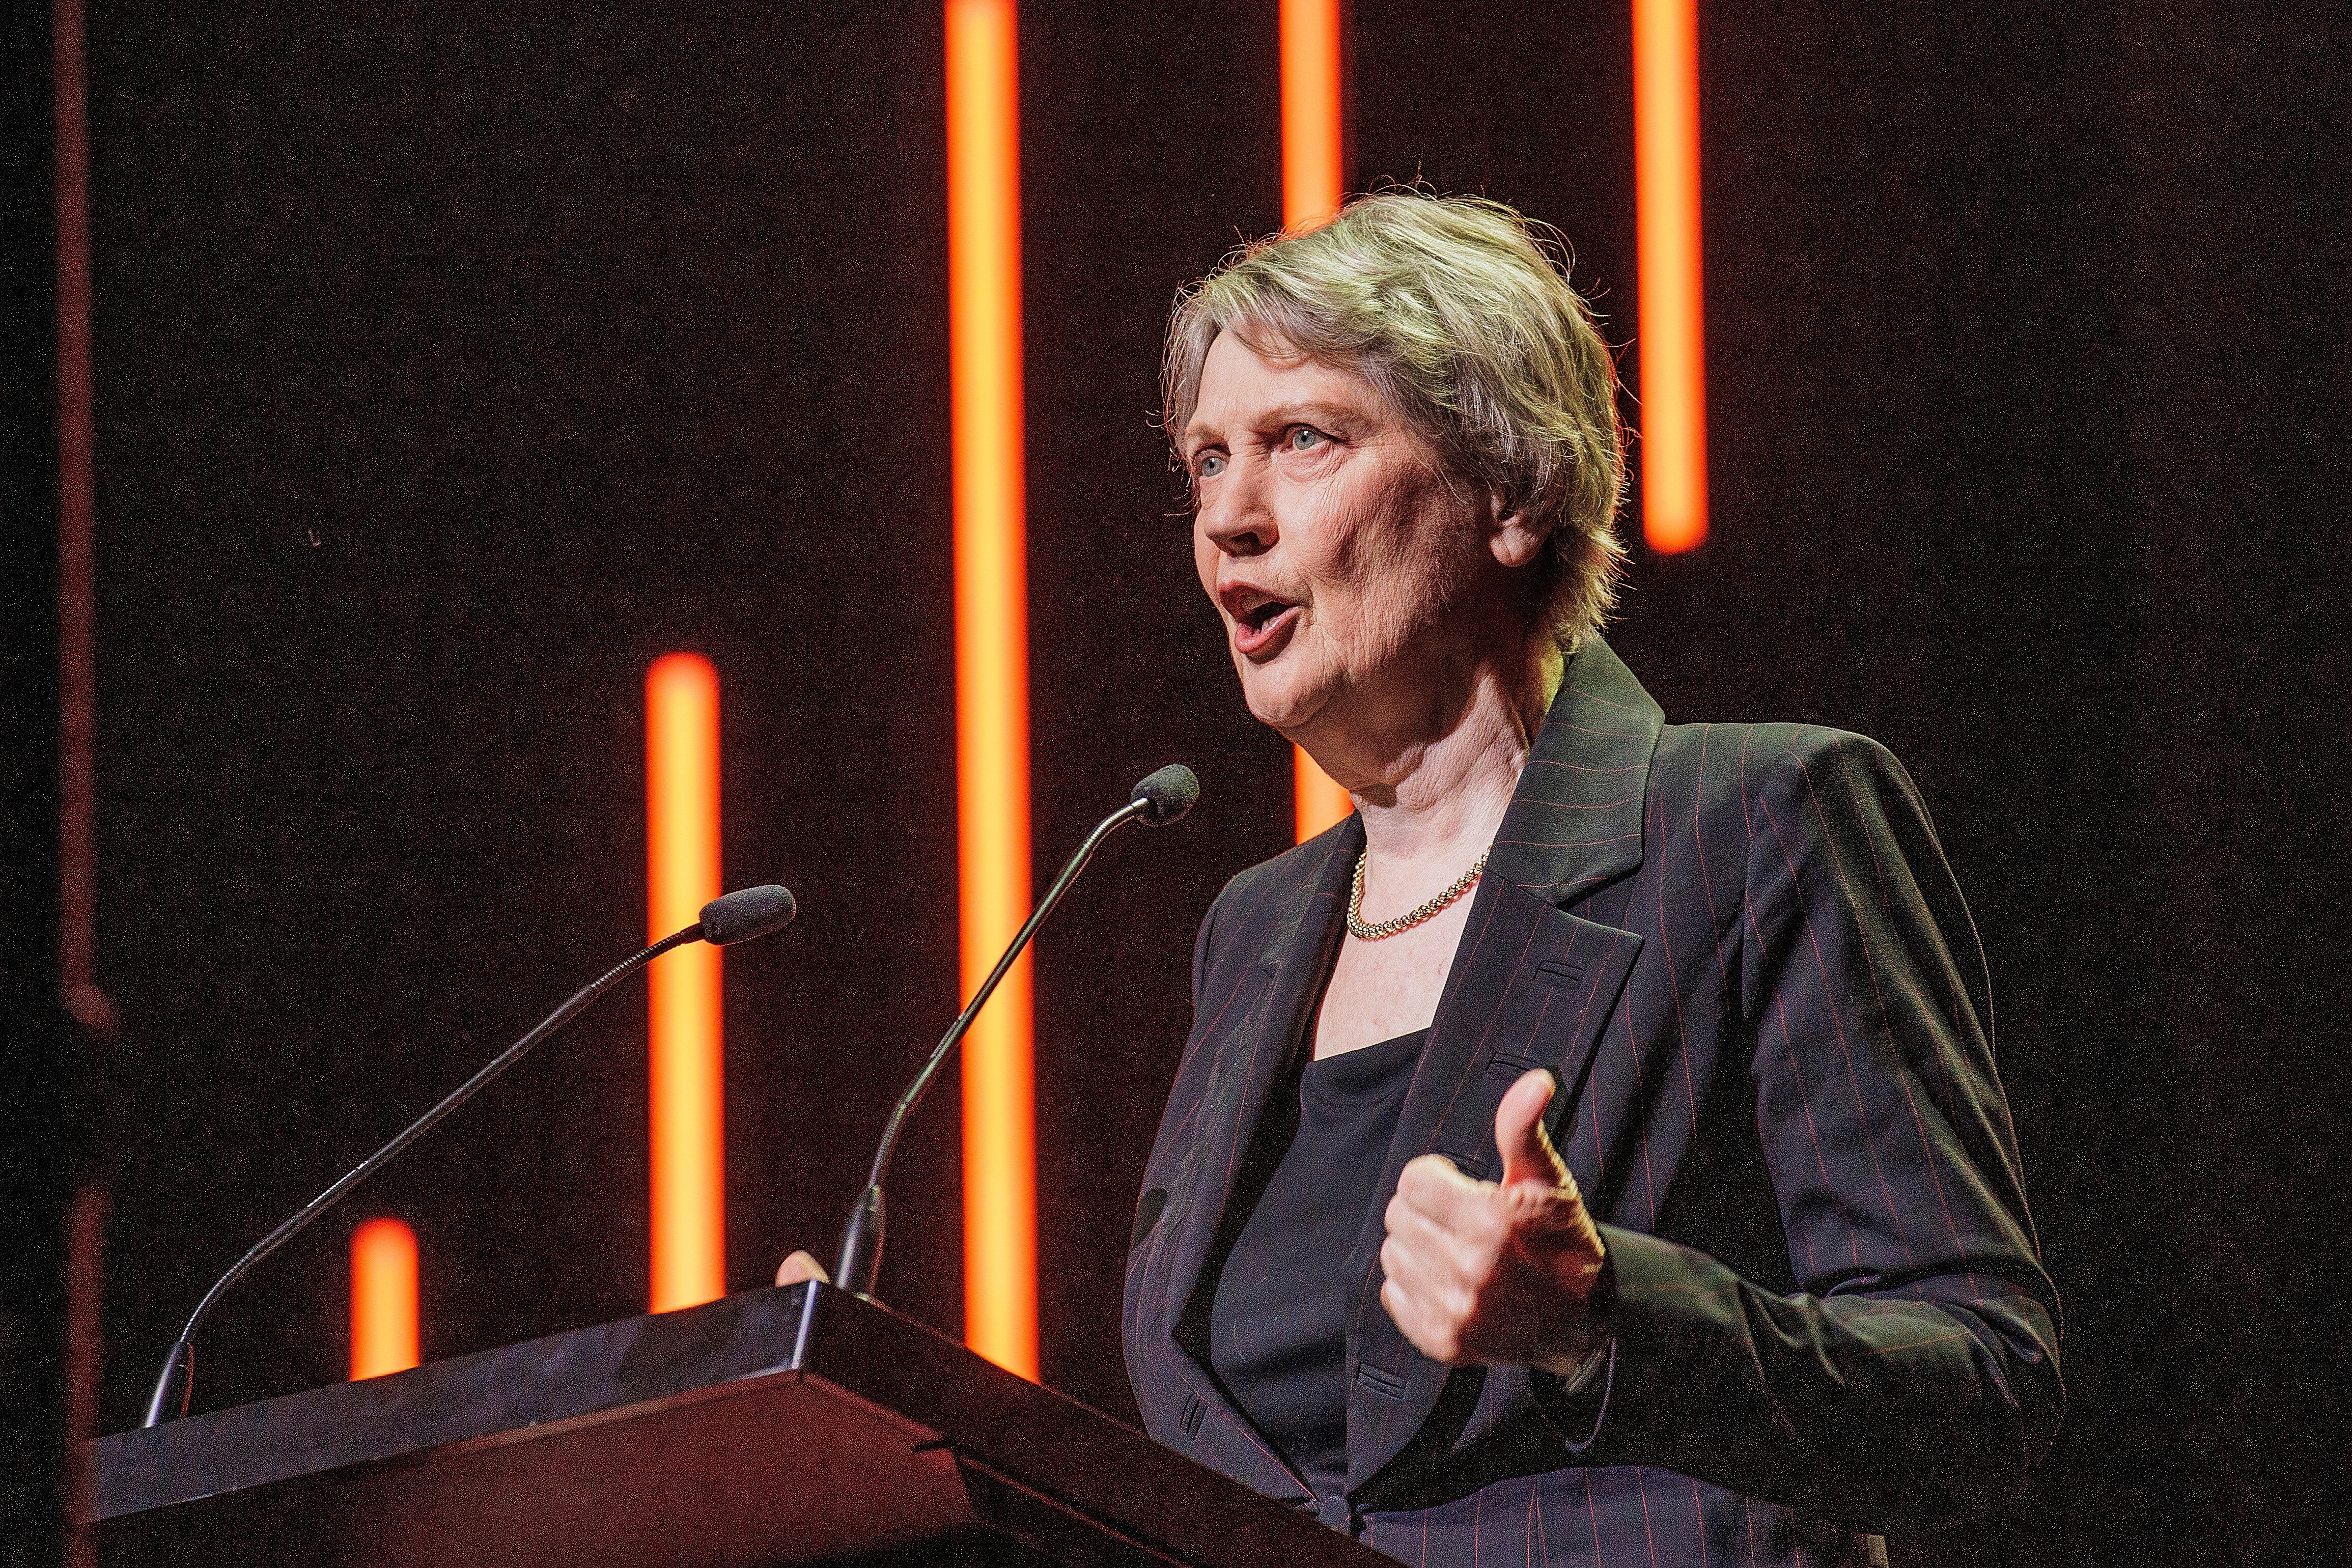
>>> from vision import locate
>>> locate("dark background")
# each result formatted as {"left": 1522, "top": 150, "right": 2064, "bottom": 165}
{"left": 59, "top": 0, "right": 2346, "bottom": 1563}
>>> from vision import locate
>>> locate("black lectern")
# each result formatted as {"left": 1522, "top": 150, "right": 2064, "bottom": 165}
{"left": 86, "top": 1281, "right": 1384, "bottom": 1568}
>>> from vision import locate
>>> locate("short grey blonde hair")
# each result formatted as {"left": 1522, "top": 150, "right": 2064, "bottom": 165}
{"left": 1163, "top": 191, "right": 1626, "bottom": 650}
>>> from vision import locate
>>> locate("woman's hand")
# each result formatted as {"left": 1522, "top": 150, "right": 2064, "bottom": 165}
{"left": 1378, "top": 1069, "right": 1609, "bottom": 1377}
{"left": 774, "top": 1250, "right": 830, "bottom": 1287}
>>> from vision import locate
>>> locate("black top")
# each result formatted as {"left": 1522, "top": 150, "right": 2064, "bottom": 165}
{"left": 1209, "top": 1027, "right": 1429, "bottom": 1500}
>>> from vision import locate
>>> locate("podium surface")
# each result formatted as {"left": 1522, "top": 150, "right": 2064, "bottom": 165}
{"left": 88, "top": 1281, "right": 1384, "bottom": 1568}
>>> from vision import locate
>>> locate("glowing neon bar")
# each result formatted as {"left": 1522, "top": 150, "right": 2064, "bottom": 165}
{"left": 1633, "top": 0, "right": 1709, "bottom": 552}
{"left": 1280, "top": 0, "right": 1344, "bottom": 231}
{"left": 1295, "top": 749, "right": 1353, "bottom": 842}
{"left": 349, "top": 1217, "right": 418, "bottom": 1380}
{"left": 646, "top": 652, "right": 726, "bottom": 1313}
{"left": 947, "top": 0, "right": 1038, "bottom": 1381}
{"left": 1279, "top": 0, "right": 1356, "bottom": 842}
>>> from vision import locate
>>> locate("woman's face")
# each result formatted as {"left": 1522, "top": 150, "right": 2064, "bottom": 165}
{"left": 1184, "top": 330, "right": 1504, "bottom": 749}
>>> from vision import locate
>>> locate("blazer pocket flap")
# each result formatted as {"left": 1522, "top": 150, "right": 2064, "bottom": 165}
{"left": 1425, "top": 910, "right": 1643, "bottom": 1180}
{"left": 1536, "top": 915, "right": 1643, "bottom": 1131}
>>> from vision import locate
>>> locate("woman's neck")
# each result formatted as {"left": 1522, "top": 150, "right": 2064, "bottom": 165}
{"left": 1312, "top": 630, "right": 1564, "bottom": 883}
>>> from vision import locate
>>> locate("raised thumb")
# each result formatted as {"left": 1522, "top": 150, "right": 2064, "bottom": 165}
{"left": 1495, "top": 1068, "right": 1569, "bottom": 1191}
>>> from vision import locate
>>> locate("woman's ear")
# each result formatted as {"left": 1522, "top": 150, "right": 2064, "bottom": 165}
{"left": 1487, "top": 487, "right": 1553, "bottom": 570}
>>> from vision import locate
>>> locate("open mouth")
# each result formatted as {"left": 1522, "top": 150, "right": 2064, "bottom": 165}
{"left": 1238, "top": 598, "right": 1292, "bottom": 633}
{"left": 1225, "top": 590, "right": 1302, "bottom": 655}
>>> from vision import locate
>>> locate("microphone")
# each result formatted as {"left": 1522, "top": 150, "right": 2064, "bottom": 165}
{"left": 140, "top": 884, "right": 798, "bottom": 1428}
{"left": 1130, "top": 762, "right": 1200, "bottom": 826}
{"left": 832, "top": 766, "right": 1200, "bottom": 1299}
{"left": 698, "top": 883, "right": 798, "bottom": 945}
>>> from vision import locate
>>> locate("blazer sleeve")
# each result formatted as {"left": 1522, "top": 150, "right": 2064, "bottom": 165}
{"left": 1551, "top": 727, "right": 2065, "bottom": 1533}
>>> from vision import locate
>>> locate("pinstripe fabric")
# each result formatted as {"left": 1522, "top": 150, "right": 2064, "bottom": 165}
{"left": 1124, "top": 640, "right": 2062, "bottom": 1565}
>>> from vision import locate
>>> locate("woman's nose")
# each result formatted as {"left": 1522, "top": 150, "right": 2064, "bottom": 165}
{"left": 1198, "top": 460, "right": 1277, "bottom": 557}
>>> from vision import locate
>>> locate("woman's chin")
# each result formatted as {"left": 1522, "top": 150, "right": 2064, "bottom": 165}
{"left": 1239, "top": 676, "right": 1329, "bottom": 738}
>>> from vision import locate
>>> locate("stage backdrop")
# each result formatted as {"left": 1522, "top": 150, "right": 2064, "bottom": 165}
{"left": 86, "top": 2, "right": 2345, "bottom": 1564}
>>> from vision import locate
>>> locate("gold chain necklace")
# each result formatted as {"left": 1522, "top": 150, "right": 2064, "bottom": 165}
{"left": 1346, "top": 848, "right": 1489, "bottom": 941}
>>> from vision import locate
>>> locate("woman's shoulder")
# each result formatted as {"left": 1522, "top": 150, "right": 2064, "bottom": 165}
{"left": 1555, "top": 641, "right": 1922, "bottom": 814}
{"left": 1190, "top": 821, "right": 1356, "bottom": 977}
{"left": 1649, "top": 717, "right": 1919, "bottom": 798}
{"left": 1644, "top": 717, "right": 1944, "bottom": 859}
{"left": 1206, "top": 824, "right": 1349, "bottom": 923}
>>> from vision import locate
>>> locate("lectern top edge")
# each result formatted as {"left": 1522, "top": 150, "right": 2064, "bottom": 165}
{"left": 87, "top": 1281, "right": 1389, "bottom": 1568}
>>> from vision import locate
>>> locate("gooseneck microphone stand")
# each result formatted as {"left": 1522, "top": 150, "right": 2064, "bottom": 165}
{"left": 142, "top": 885, "right": 796, "bottom": 1428}
{"left": 832, "top": 765, "right": 1197, "bottom": 1299}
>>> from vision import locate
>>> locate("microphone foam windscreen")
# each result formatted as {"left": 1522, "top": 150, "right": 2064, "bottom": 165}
{"left": 699, "top": 885, "right": 798, "bottom": 945}
{"left": 1131, "top": 764, "right": 1201, "bottom": 826}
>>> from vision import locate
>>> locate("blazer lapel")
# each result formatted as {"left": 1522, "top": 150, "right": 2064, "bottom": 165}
{"left": 1345, "top": 638, "right": 1663, "bottom": 1500}
{"left": 1490, "top": 636, "right": 1662, "bottom": 907}
{"left": 1154, "top": 814, "right": 1361, "bottom": 1496}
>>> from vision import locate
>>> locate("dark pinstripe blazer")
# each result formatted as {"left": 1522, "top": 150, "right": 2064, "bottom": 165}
{"left": 1123, "top": 639, "right": 2063, "bottom": 1567}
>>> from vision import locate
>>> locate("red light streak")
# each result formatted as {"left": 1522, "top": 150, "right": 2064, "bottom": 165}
{"left": 1634, "top": 0, "right": 1709, "bottom": 552}
{"left": 948, "top": 0, "right": 1038, "bottom": 1381}
{"left": 647, "top": 652, "right": 726, "bottom": 1313}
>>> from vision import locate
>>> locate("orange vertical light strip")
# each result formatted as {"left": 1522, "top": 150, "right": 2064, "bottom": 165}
{"left": 1279, "top": 0, "right": 1344, "bottom": 231}
{"left": 1281, "top": 0, "right": 1356, "bottom": 841}
{"left": 646, "top": 652, "right": 726, "bottom": 1313}
{"left": 1294, "top": 749, "right": 1353, "bottom": 842}
{"left": 1633, "top": 0, "right": 1709, "bottom": 552}
{"left": 947, "top": 0, "right": 1037, "bottom": 1382}
{"left": 350, "top": 1218, "right": 418, "bottom": 1380}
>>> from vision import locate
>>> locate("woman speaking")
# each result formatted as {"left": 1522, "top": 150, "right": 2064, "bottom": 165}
{"left": 785, "top": 190, "right": 2063, "bottom": 1566}
{"left": 1121, "top": 192, "right": 2061, "bottom": 1566}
